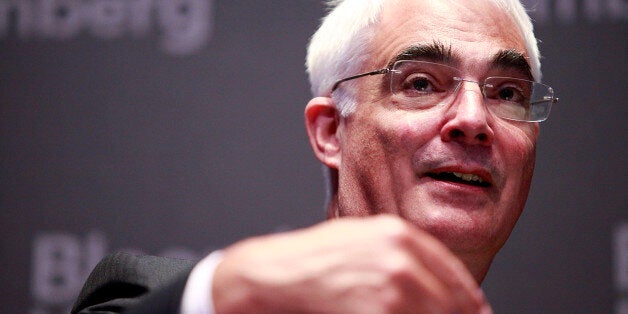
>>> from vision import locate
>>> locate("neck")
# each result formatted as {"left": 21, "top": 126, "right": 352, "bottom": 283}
{"left": 326, "top": 196, "right": 494, "bottom": 284}
{"left": 458, "top": 252, "right": 494, "bottom": 284}
{"left": 325, "top": 195, "right": 340, "bottom": 219}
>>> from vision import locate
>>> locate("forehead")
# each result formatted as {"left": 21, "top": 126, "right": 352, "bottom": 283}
{"left": 369, "top": 0, "right": 527, "bottom": 71}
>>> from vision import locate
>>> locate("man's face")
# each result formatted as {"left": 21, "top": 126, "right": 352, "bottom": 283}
{"left": 334, "top": 0, "right": 539, "bottom": 261}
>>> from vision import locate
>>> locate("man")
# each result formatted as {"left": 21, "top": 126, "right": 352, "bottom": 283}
{"left": 73, "top": 0, "right": 557, "bottom": 313}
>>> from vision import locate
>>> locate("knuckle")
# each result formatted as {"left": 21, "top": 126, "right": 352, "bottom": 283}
{"left": 385, "top": 260, "right": 414, "bottom": 283}
{"left": 379, "top": 288, "right": 405, "bottom": 312}
{"left": 380, "top": 256, "right": 418, "bottom": 294}
{"left": 469, "top": 289, "right": 489, "bottom": 311}
{"left": 380, "top": 219, "right": 414, "bottom": 245}
{"left": 373, "top": 255, "right": 415, "bottom": 286}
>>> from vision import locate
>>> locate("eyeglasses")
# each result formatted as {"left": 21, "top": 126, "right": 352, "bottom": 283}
{"left": 331, "top": 60, "right": 558, "bottom": 122}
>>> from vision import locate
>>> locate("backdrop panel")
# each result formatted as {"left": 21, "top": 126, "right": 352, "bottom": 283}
{"left": 1, "top": 1, "right": 626, "bottom": 313}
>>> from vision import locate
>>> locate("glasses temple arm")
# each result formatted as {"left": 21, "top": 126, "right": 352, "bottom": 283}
{"left": 529, "top": 96, "right": 559, "bottom": 105}
{"left": 331, "top": 68, "right": 390, "bottom": 92}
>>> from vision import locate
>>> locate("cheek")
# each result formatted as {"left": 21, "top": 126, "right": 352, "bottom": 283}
{"left": 497, "top": 123, "right": 538, "bottom": 190}
{"left": 342, "top": 111, "right": 439, "bottom": 189}
{"left": 377, "top": 112, "right": 439, "bottom": 154}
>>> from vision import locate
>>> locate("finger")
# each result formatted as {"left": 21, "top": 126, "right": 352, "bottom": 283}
{"left": 396, "top": 223, "right": 492, "bottom": 313}
{"left": 389, "top": 250, "right": 459, "bottom": 313}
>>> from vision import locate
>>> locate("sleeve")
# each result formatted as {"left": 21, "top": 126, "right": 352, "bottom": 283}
{"left": 180, "top": 251, "right": 224, "bottom": 314}
{"left": 71, "top": 252, "right": 195, "bottom": 314}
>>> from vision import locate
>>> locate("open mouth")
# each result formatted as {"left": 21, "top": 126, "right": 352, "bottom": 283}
{"left": 426, "top": 172, "right": 491, "bottom": 187}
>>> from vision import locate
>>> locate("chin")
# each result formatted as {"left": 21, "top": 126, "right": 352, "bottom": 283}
{"left": 403, "top": 204, "right": 510, "bottom": 254}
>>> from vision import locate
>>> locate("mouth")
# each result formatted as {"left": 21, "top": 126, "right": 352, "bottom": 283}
{"left": 426, "top": 171, "right": 491, "bottom": 187}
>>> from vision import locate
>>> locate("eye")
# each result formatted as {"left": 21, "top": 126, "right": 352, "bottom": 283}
{"left": 498, "top": 86, "right": 520, "bottom": 101}
{"left": 485, "top": 78, "right": 531, "bottom": 105}
{"left": 389, "top": 60, "right": 459, "bottom": 109}
{"left": 400, "top": 73, "right": 438, "bottom": 95}
{"left": 411, "top": 77, "right": 431, "bottom": 92}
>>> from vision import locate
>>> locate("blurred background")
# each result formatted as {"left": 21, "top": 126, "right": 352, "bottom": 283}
{"left": 1, "top": 1, "right": 626, "bottom": 313}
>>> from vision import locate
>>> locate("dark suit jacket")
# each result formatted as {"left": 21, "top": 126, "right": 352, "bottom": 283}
{"left": 72, "top": 252, "right": 196, "bottom": 314}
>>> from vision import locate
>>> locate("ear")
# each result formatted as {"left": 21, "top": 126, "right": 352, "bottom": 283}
{"left": 304, "top": 97, "right": 341, "bottom": 170}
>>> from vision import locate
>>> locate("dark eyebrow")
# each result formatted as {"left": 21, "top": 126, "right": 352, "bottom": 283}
{"left": 387, "top": 41, "right": 457, "bottom": 68}
{"left": 491, "top": 49, "right": 533, "bottom": 80}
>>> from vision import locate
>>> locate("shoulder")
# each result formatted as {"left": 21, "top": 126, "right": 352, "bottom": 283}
{"left": 72, "top": 252, "right": 196, "bottom": 314}
{"left": 94, "top": 252, "right": 196, "bottom": 282}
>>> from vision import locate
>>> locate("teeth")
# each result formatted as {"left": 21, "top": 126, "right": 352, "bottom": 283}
{"left": 452, "top": 172, "right": 483, "bottom": 183}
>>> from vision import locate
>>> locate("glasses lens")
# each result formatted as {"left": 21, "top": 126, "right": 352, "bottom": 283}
{"left": 390, "top": 60, "right": 460, "bottom": 109}
{"left": 483, "top": 77, "right": 554, "bottom": 122}
{"left": 388, "top": 61, "right": 555, "bottom": 122}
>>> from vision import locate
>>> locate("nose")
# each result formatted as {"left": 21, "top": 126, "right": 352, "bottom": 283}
{"left": 440, "top": 80, "right": 494, "bottom": 146}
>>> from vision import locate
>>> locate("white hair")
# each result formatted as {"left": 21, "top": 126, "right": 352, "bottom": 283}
{"left": 305, "top": 0, "right": 542, "bottom": 206}
{"left": 306, "top": 0, "right": 542, "bottom": 116}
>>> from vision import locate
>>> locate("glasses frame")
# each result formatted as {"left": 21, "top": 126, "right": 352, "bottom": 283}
{"left": 330, "top": 60, "right": 559, "bottom": 122}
